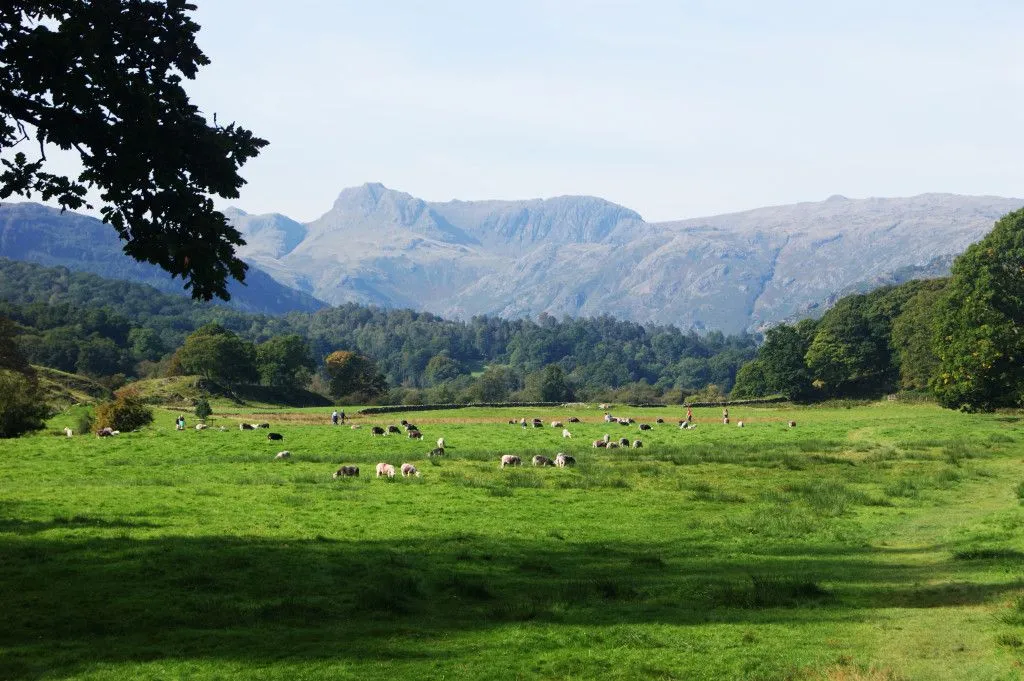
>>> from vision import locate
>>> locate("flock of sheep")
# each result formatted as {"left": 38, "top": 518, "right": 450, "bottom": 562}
{"left": 102, "top": 407, "right": 797, "bottom": 481}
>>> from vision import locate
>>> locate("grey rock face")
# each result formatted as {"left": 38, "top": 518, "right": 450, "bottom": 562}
{"left": 232, "top": 184, "right": 1022, "bottom": 332}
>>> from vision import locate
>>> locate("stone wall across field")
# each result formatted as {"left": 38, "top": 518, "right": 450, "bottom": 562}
{"left": 356, "top": 402, "right": 562, "bottom": 415}
{"left": 626, "top": 396, "right": 789, "bottom": 408}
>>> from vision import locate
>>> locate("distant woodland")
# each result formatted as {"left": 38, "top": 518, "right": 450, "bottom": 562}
{"left": 0, "top": 258, "right": 755, "bottom": 405}
{"left": 3, "top": 206, "right": 1022, "bottom": 413}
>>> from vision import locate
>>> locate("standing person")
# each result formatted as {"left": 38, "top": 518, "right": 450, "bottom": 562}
{"left": 340, "top": 410, "right": 345, "bottom": 424}
{"left": 722, "top": 407, "right": 729, "bottom": 424}
{"left": 686, "top": 406, "right": 693, "bottom": 424}
{"left": 331, "top": 410, "right": 339, "bottom": 426}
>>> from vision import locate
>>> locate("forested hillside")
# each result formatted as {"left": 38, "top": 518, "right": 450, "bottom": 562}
{"left": 0, "top": 259, "right": 756, "bottom": 402}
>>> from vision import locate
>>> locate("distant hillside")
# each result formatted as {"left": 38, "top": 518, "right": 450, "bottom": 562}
{"left": 230, "top": 184, "right": 1023, "bottom": 333}
{"left": 0, "top": 202, "right": 328, "bottom": 315}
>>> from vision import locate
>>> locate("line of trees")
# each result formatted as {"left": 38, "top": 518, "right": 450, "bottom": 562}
{"left": 0, "top": 259, "right": 757, "bottom": 402}
{"left": 733, "top": 208, "right": 1024, "bottom": 412}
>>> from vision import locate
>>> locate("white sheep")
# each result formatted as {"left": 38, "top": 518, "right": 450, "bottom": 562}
{"left": 500, "top": 455, "right": 522, "bottom": 468}
{"left": 376, "top": 462, "right": 396, "bottom": 478}
{"left": 400, "top": 463, "right": 421, "bottom": 478}
{"left": 437, "top": 437, "right": 445, "bottom": 449}
{"left": 562, "top": 428, "right": 572, "bottom": 439}
{"left": 274, "top": 451, "right": 290, "bottom": 460}
{"left": 63, "top": 427, "right": 73, "bottom": 437}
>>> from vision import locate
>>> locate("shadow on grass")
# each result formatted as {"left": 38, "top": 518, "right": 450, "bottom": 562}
{"left": 0, "top": 534, "right": 1021, "bottom": 679}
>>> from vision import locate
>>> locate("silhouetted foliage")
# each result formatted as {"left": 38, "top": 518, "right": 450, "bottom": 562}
{"left": 0, "top": 1, "right": 267, "bottom": 299}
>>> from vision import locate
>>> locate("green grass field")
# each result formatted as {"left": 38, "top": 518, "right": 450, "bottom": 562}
{"left": 3, "top": 402, "right": 1023, "bottom": 680}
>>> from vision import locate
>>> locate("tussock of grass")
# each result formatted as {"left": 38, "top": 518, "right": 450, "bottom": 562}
{"left": 1000, "top": 595, "right": 1024, "bottom": 626}
{"left": 952, "top": 547, "right": 1024, "bottom": 561}
{"left": 799, "top": 664, "right": 905, "bottom": 681}
{"left": 707, "top": 574, "right": 830, "bottom": 609}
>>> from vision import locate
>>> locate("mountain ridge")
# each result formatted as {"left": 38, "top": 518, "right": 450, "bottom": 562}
{"left": 232, "top": 184, "right": 1021, "bottom": 332}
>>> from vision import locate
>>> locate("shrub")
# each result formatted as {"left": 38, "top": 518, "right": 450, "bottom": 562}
{"left": 194, "top": 397, "right": 212, "bottom": 420}
{"left": 0, "top": 369, "right": 48, "bottom": 438}
{"left": 95, "top": 387, "right": 154, "bottom": 431}
{"left": 74, "top": 410, "right": 95, "bottom": 436}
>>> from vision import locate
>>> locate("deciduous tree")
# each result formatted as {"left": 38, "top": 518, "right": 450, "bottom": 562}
{"left": 933, "top": 209, "right": 1024, "bottom": 411}
{"left": 0, "top": 1, "right": 267, "bottom": 299}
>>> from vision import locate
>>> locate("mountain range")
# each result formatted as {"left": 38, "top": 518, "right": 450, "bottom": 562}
{"left": 1, "top": 188, "right": 1020, "bottom": 332}
{"left": 229, "top": 185, "right": 1023, "bottom": 333}
{"left": 0, "top": 202, "right": 326, "bottom": 315}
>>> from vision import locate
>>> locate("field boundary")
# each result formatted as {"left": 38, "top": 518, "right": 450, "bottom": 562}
{"left": 357, "top": 401, "right": 563, "bottom": 415}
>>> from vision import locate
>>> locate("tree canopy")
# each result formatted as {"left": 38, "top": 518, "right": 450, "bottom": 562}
{"left": 0, "top": 1, "right": 266, "bottom": 300}
{"left": 933, "top": 208, "right": 1024, "bottom": 411}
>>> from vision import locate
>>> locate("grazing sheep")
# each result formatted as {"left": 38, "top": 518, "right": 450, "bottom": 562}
{"left": 274, "top": 451, "right": 290, "bottom": 460}
{"left": 404, "top": 423, "right": 418, "bottom": 431}
{"left": 723, "top": 417, "right": 730, "bottom": 425}
{"left": 334, "top": 465, "right": 359, "bottom": 478}
{"left": 607, "top": 442, "right": 619, "bottom": 449}
{"left": 532, "top": 455, "right": 555, "bottom": 467}
{"left": 371, "top": 426, "right": 385, "bottom": 436}
{"left": 789, "top": 421, "right": 797, "bottom": 428}
{"left": 592, "top": 439, "right": 607, "bottom": 448}
{"left": 737, "top": 420, "right": 744, "bottom": 428}
{"left": 195, "top": 424, "right": 208, "bottom": 431}
{"left": 376, "top": 462, "right": 396, "bottom": 478}
{"left": 619, "top": 419, "right": 631, "bottom": 427}
{"left": 267, "top": 433, "right": 284, "bottom": 441}
{"left": 219, "top": 426, "right": 226, "bottom": 432}
{"left": 401, "top": 463, "right": 421, "bottom": 478}
{"left": 437, "top": 437, "right": 445, "bottom": 449}
{"left": 408, "top": 430, "right": 423, "bottom": 440}
{"left": 63, "top": 427, "right": 73, "bottom": 437}
{"left": 656, "top": 418, "right": 664, "bottom": 424}
{"left": 350, "top": 424, "right": 361, "bottom": 430}
{"left": 500, "top": 455, "right": 522, "bottom": 468}
{"left": 551, "top": 421, "right": 563, "bottom": 428}
{"left": 603, "top": 413, "right": 614, "bottom": 422}
{"left": 258, "top": 423, "right": 270, "bottom": 429}
{"left": 632, "top": 439, "right": 643, "bottom": 448}
{"left": 603, "top": 433, "right": 611, "bottom": 443}
{"left": 680, "top": 422, "right": 697, "bottom": 430}
{"left": 639, "top": 423, "right": 652, "bottom": 431}
{"left": 240, "top": 423, "right": 255, "bottom": 431}
{"left": 387, "top": 425, "right": 401, "bottom": 434}
{"left": 599, "top": 403, "right": 610, "bottom": 409}
{"left": 619, "top": 438, "right": 630, "bottom": 447}
{"left": 554, "top": 453, "right": 576, "bottom": 468}
{"left": 508, "top": 419, "right": 517, "bottom": 425}
{"left": 568, "top": 417, "right": 581, "bottom": 423}
{"left": 96, "top": 427, "right": 114, "bottom": 437}
{"left": 400, "top": 420, "right": 409, "bottom": 426}
{"left": 532, "top": 420, "right": 543, "bottom": 428}
{"left": 562, "top": 428, "right": 572, "bottom": 439}
{"left": 428, "top": 447, "right": 445, "bottom": 457}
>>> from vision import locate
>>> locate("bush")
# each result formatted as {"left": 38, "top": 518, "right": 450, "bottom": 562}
{"left": 194, "top": 397, "right": 212, "bottom": 420}
{"left": 95, "top": 387, "right": 154, "bottom": 431}
{"left": 0, "top": 369, "right": 48, "bottom": 438}
{"left": 74, "top": 410, "right": 95, "bottom": 436}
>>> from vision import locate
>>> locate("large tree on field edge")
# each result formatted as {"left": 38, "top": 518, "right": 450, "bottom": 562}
{"left": 0, "top": 1, "right": 267, "bottom": 300}
{"left": 933, "top": 208, "right": 1024, "bottom": 411}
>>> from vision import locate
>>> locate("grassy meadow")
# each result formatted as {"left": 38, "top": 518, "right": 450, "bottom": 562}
{"left": 2, "top": 402, "right": 1024, "bottom": 680}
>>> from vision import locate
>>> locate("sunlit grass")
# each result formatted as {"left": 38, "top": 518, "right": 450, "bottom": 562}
{"left": 3, "top": 402, "right": 1024, "bottom": 680}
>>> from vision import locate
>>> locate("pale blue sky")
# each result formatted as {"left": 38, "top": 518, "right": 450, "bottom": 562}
{"left": 179, "top": 1, "right": 1024, "bottom": 222}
